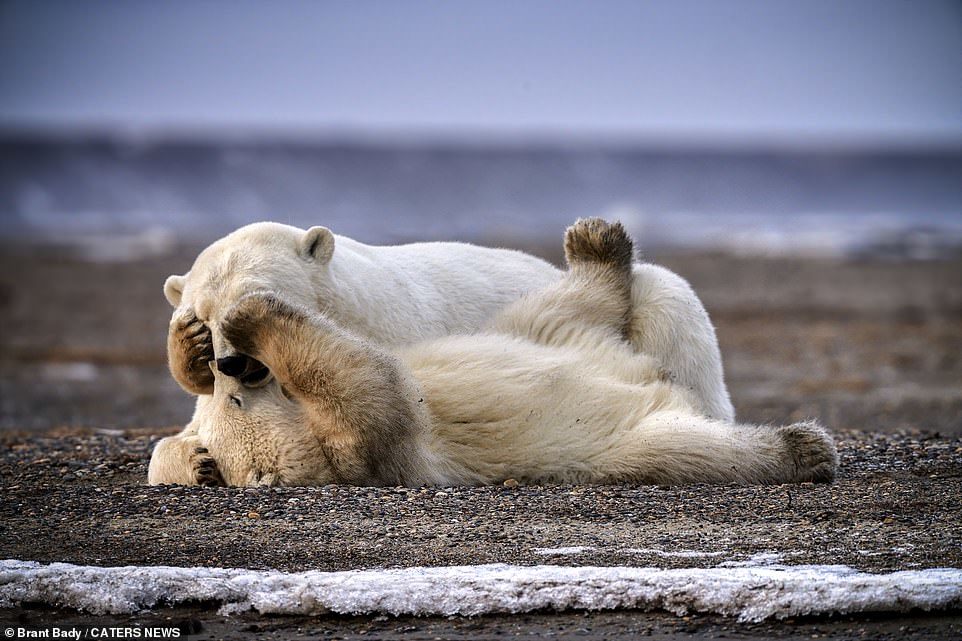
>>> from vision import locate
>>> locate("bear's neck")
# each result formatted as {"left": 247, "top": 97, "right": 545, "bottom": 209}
{"left": 319, "top": 238, "right": 442, "bottom": 347}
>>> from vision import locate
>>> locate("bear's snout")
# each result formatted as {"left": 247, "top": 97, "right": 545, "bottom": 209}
{"left": 216, "top": 355, "right": 249, "bottom": 377}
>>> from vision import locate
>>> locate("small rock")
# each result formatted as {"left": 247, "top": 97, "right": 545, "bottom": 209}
{"left": 503, "top": 478, "right": 520, "bottom": 488}
{"left": 247, "top": 511, "right": 260, "bottom": 519}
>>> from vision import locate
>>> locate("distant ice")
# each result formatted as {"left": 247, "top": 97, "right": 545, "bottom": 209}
{"left": 612, "top": 207, "right": 962, "bottom": 260}
{"left": 40, "top": 362, "right": 99, "bottom": 383}
{"left": 64, "top": 227, "right": 177, "bottom": 263}
{"left": 4, "top": 142, "right": 961, "bottom": 261}
{"left": 2, "top": 560, "right": 960, "bottom": 622}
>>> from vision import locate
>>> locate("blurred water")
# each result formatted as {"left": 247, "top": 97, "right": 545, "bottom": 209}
{"left": 2, "top": 135, "right": 960, "bottom": 259}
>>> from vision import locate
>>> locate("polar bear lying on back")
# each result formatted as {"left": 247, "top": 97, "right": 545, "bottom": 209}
{"left": 151, "top": 221, "right": 736, "bottom": 484}
{"left": 149, "top": 219, "right": 837, "bottom": 487}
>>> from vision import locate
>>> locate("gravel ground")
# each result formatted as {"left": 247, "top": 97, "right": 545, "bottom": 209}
{"left": 1, "top": 244, "right": 960, "bottom": 638}
{"left": 0, "top": 428, "right": 960, "bottom": 639}
{"left": 1, "top": 429, "right": 960, "bottom": 573}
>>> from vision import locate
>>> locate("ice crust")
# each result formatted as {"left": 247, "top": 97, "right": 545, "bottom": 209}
{"left": 1, "top": 560, "right": 960, "bottom": 622}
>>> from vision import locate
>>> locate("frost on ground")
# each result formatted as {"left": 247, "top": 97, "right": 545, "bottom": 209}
{"left": 1, "top": 560, "right": 960, "bottom": 623}
{"left": 533, "top": 546, "right": 730, "bottom": 559}
{"left": 532, "top": 547, "right": 595, "bottom": 556}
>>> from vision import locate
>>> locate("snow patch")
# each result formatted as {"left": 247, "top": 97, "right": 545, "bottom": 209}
{"left": 532, "top": 547, "right": 595, "bottom": 556}
{"left": 627, "top": 548, "right": 727, "bottom": 559}
{"left": 2, "top": 560, "right": 960, "bottom": 622}
{"left": 719, "top": 553, "right": 793, "bottom": 567}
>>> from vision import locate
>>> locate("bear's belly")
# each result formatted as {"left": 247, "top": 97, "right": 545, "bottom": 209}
{"left": 418, "top": 349, "right": 685, "bottom": 484}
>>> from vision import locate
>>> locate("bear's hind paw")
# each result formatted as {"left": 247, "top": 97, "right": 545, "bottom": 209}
{"left": 563, "top": 218, "right": 634, "bottom": 270}
{"left": 778, "top": 421, "right": 839, "bottom": 483}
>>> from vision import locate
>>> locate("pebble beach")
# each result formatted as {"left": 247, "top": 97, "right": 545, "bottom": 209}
{"left": 1, "top": 244, "right": 960, "bottom": 639}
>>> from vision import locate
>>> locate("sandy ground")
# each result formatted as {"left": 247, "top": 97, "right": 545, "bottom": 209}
{"left": 0, "top": 242, "right": 960, "bottom": 638}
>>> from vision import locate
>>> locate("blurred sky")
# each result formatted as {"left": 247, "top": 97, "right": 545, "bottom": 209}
{"left": 0, "top": 0, "right": 960, "bottom": 145}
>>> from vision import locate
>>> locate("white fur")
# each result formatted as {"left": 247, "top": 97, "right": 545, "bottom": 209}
{"left": 164, "top": 222, "right": 732, "bottom": 419}
{"left": 165, "top": 222, "right": 560, "bottom": 349}
{"left": 149, "top": 220, "right": 829, "bottom": 488}
{"left": 150, "top": 222, "right": 736, "bottom": 485}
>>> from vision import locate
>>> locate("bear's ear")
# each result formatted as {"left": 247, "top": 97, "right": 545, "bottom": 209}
{"left": 164, "top": 274, "right": 186, "bottom": 307}
{"left": 301, "top": 226, "right": 335, "bottom": 263}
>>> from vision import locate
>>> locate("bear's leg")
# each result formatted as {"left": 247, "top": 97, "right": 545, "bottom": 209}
{"left": 219, "top": 293, "right": 429, "bottom": 486}
{"left": 167, "top": 308, "right": 215, "bottom": 395}
{"left": 624, "top": 413, "right": 838, "bottom": 485}
{"left": 490, "top": 218, "right": 635, "bottom": 347}
{"left": 147, "top": 428, "right": 224, "bottom": 486}
{"left": 625, "top": 263, "right": 735, "bottom": 421}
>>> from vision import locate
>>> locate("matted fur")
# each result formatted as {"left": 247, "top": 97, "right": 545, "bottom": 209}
{"left": 149, "top": 219, "right": 837, "bottom": 487}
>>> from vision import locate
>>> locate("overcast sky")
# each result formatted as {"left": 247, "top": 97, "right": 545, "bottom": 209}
{"left": 1, "top": 0, "right": 960, "bottom": 144}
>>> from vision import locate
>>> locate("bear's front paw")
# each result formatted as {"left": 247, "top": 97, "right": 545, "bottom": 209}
{"left": 191, "top": 446, "right": 225, "bottom": 486}
{"left": 168, "top": 310, "right": 215, "bottom": 394}
{"left": 221, "top": 292, "right": 304, "bottom": 359}
{"left": 563, "top": 218, "right": 634, "bottom": 270}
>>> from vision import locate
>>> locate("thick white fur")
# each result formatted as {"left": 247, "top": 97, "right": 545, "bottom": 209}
{"left": 149, "top": 220, "right": 834, "bottom": 488}
{"left": 162, "top": 222, "right": 732, "bottom": 419}
{"left": 164, "top": 222, "right": 560, "bottom": 351}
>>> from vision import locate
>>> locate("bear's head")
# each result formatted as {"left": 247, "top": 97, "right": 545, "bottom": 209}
{"left": 194, "top": 362, "right": 335, "bottom": 486}
{"left": 164, "top": 222, "right": 336, "bottom": 359}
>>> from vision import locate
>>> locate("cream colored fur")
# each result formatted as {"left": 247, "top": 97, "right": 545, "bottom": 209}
{"left": 161, "top": 222, "right": 733, "bottom": 448}
{"left": 148, "top": 219, "right": 836, "bottom": 488}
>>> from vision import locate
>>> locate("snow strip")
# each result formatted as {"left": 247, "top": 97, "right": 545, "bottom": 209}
{"left": 719, "top": 553, "right": 795, "bottom": 567}
{"left": 532, "top": 546, "right": 595, "bottom": 556}
{"left": 1, "top": 560, "right": 960, "bottom": 623}
{"left": 626, "top": 548, "right": 727, "bottom": 559}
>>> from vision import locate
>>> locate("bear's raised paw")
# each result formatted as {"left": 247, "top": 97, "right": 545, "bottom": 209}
{"left": 563, "top": 218, "right": 634, "bottom": 270}
{"left": 168, "top": 310, "right": 215, "bottom": 394}
{"left": 220, "top": 292, "right": 305, "bottom": 361}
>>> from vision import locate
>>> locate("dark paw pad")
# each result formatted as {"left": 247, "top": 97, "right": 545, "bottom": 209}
{"left": 169, "top": 311, "right": 215, "bottom": 394}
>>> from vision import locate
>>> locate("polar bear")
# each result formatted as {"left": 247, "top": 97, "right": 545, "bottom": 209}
{"left": 148, "top": 219, "right": 837, "bottom": 487}
{"left": 163, "top": 222, "right": 733, "bottom": 415}
{"left": 163, "top": 222, "right": 560, "bottom": 392}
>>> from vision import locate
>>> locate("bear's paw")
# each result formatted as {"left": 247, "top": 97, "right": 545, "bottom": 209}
{"left": 777, "top": 421, "right": 839, "bottom": 483}
{"left": 168, "top": 310, "right": 215, "bottom": 394}
{"left": 563, "top": 217, "right": 634, "bottom": 270}
{"left": 191, "top": 446, "right": 225, "bottom": 487}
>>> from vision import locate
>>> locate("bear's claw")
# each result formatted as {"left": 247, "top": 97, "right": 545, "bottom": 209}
{"left": 191, "top": 446, "right": 225, "bottom": 487}
{"left": 169, "top": 310, "right": 215, "bottom": 395}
